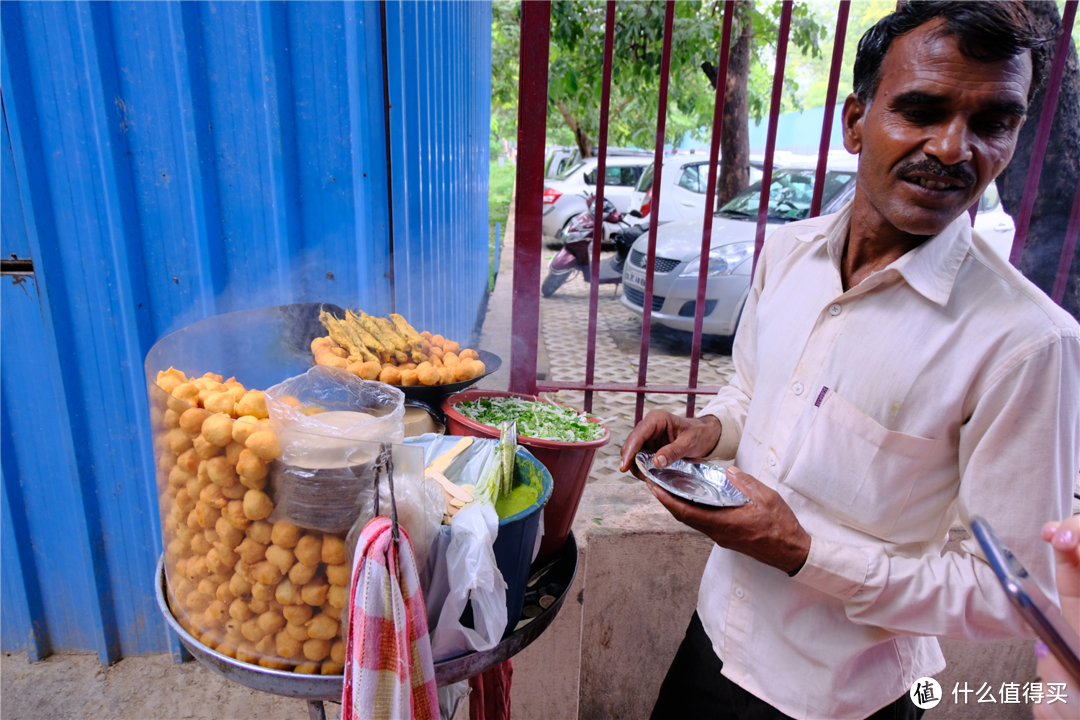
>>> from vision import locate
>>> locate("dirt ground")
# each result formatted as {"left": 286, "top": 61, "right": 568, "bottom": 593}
{"left": 1, "top": 651, "right": 332, "bottom": 720}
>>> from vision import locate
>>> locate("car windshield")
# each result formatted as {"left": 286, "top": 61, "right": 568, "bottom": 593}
{"left": 718, "top": 169, "right": 856, "bottom": 222}
{"left": 556, "top": 161, "right": 587, "bottom": 181}
{"left": 636, "top": 163, "right": 654, "bottom": 193}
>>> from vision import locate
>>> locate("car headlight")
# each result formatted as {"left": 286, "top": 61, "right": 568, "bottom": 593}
{"left": 679, "top": 242, "right": 755, "bottom": 278}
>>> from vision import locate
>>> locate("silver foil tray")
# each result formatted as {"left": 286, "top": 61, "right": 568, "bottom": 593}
{"left": 635, "top": 452, "right": 750, "bottom": 508}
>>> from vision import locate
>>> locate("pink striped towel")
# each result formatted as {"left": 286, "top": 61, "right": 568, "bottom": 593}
{"left": 342, "top": 516, "right": 439, "bottom": 720}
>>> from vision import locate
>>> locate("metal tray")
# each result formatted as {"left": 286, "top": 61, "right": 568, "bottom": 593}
{"left": 153, "top": 531, "right": 576, "bottom": 697}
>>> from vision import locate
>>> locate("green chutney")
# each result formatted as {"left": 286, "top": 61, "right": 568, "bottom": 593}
{"left": 494, "top": 465, "right": 542, "bottom": 519}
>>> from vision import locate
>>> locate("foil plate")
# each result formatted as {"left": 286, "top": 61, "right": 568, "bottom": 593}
{"left": 635, "top": 452, "right": 750, "bottom": 508}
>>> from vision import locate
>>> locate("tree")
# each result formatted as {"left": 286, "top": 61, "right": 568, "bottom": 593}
{"left": 996, "top": 1, "right": 1080, "bottom": 320}
{"left": 537, "top": 0, "right": 825, "bottom": 171}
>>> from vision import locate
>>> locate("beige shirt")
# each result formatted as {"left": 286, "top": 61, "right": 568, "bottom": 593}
{"left": 699, "top": 202, "right": 1080, "bottom": 720}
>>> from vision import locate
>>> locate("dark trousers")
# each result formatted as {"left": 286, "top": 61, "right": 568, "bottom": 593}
{"left": 651, "top": 613, "right": 926, "bottom": 720}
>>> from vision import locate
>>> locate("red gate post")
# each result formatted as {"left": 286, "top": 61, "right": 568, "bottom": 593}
{"left": 509, "top": 0, "right": 552, "bottom": 395}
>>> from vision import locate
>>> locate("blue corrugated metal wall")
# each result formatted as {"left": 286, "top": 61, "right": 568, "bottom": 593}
{"left": 1, "top": 0, "right": 491, "bottom": 661}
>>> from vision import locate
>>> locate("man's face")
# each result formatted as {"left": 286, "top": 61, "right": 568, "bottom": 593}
{"left": 844, "top": 19, "right": 1031, "bottom": 238}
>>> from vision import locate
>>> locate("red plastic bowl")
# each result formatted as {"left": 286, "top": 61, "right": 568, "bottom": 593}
{"left": 442, "top": 390, "right": 609, "bottom": 561}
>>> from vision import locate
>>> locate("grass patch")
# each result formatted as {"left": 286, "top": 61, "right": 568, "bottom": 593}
{"left": 488, "top": 160, "right": 516, "bottom": 291}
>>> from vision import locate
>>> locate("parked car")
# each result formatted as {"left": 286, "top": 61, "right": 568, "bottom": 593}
{"left": 621, "top": 158, "right": 1016, "bottom": 337}
{"left": 542, "top": 156, "right": 653, "bottom": 238}
{"left": 544, "top": 145, "right": 653, "bottom": 180}
{"left": 628, "top": 155, "right": 765, "bottom": 225}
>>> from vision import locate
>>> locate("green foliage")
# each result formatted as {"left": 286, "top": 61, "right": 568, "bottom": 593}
{"left": 490, "top": 1, "right": 827, "bottom": 152}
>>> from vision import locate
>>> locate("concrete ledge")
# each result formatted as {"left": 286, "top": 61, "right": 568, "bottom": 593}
{"left": 511, "top": 485, "right": 1043, "bottom": 720}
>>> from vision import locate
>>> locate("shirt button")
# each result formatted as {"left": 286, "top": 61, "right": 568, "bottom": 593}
{"left": 768, "top": 452, "right": 778, "bottom": 467}
{"left": 792, "top": 382, "right": 803, "bottom": 395}
{"left": 829, "top": 303, "right": 842, "bottom": 316}
{"left": 735, "top": 587, "right": 745, "bottom": 599}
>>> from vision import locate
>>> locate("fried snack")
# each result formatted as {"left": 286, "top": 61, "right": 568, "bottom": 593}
{"left": 389, "top": 313, "right": 424, "bottom": 346}
{"left": 289, "top": 561, "right": 318, "bottom": 586}
{"left": 245, "top": 431, "right": 280, "bottom": 461}
{"left": 357, "top": 360, "right": 382, "bottom": 380}
{"left": 284, "top": 604, "right": 314, "bottom": 625}
{"left": 322, "top": 536, "right": 346, "bottom": 565}
{"left": 357, "top": 312, "right": 400, "bottom": 353}
{"left": 294, "top": 535, "right": 322, "bottom": 567}
{"left": 417, "top": 365, "right": 439, "bottom": 386}
{"left": 373, "top": 316, "right": 409, "bottom": 351}
{"left": 235, "top": 391, "right": 268, "bottom": 419}
{"left": 399, "top": 369, "right": 419, "bottom": 386}
{"left": 243, "top": 489, "right": 274, "bottom": 521}
{"left": 344, "top": 311, "right": 386, "bottom": 356}
{"left": 378, "top": 365, "right": 401, "bottom": 385}
{"left": 201, "top": 414, "right": 234, "bottom": 447}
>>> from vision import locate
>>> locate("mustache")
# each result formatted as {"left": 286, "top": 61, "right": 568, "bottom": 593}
{"left": 896, "top": 159, "right": 975, "bottom": 186}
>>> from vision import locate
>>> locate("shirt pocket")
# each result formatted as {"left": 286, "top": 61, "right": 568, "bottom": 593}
{"left": 782, "top": 389, "right": 939, "bottom": 537}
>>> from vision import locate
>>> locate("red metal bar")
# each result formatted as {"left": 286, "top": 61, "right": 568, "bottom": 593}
{"left": 538, "top": 381, "right": 724, "bottom": 395}
{"left": 750, "top": 1, "right": 793, "bottom": 279}
{"left": 584, "top": 0, "right": 617, "bottom": 414}
{"left": 809, "top": 0, "right": 849, "bottom": 218}
{"left": 1008, "top": 0, "right": 1077, "bottom": 268}
{"left": 509, "top": 0, "right": 551, "bottom": 395}
{"left": 1052, "top": 180, "right": 1080, "bottom": 304}
{"left": 685, "top": 0, "right": 736, "bottom": 418}
{"left": 634, "top": 0, "right": 677, "bottom": 425}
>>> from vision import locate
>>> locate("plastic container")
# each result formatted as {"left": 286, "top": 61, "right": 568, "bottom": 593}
{"left": 145, "top": 304, "right": 431, "bottom": 674}
{"left": 442, "top": 390, "right": 609, "bottom": 561}
{"left": 494, "top": 449, "right": 553, "bottom": 637}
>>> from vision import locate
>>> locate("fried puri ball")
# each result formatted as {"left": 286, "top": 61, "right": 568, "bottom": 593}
{"left": 306, "top": 613, "right": 338, "bottom": 641}
{"left": 289, "top": 562, "right": 318, "bottom": 586}
{"left": 265, "top": 545, "right": 295, "bottom": 575}
{"left": 322, "top": 661, "right": 345, "bottom": 675}
{"left": 222, "top": 481, "right": 248, "bottom": 500}
{"left": 225, "top": 441, "right": 244, "bottom": 465}
{"left": 294, "top": 535, "right": 323, "bottom": 567}
{"left": 235, "top": 390, "right": 268, "bottom": 419}
{"left": 327, "top": 585, "right": 347, "bottom": 609}
{"left": 251, "top": 582, "right": 274, "bottom": 602}
{"left": 294, "top": 661, "right": 321, "bottom": 674}
{"left": 236, "top": 449, "right": 269, "bottom": 486}
{"left": 193, "top": 435, "right": 223, "bottom": 461}
{"left": 378, "top": 365, "right": 402, "bottom": 385}
{"left": 442, "top": 352, "right": 459, "bottom": 367}
{"left": 201, "top": 414, "right": 234, "bottom": 447}
{"left": 243, "top": 489, "right": 274, "bottom": 521}
{"left": 276, "top": 631, "right": 303, "bottom": 658}
{"left": 171, "top": 383, "right": 200, "bottom": 409}
{"left": 275, "top": 578, "right": 302, "bottom": 606}
{"left": 229, "top": 576, "right": 253, "bottom": 603}
{"left": 285, "top": 623, "right": 310, "bottom": 642}
{"left": 215, "top": 543, "right": 240, "bottom": 567}
{"left": 166, "top": 428, "right": 193, "bottom": 456}
{"left": 223, "top": 500, "right": 251, "bottom": 529}
{"left": 331, "top": 640, "right": 346, "bottom": 664}
{"left": 231, "top": 417, "right": 262, "bottom": 445}
{"left": 156, "top": 375, "right": 183, "bottom": 395}
{"left": 303, "top": 638, "right": 332, "bottom": 662}
{"left": 358, "top": 361, "right": 382, "bottom": 380}
{"left": 271, "top": 520, "right": 302, "bottom": 549}
{"left": 247, "top": 520, "right": 273, "bottom": 545}
{"left": 236, "top": 537, "right": 267, "bottom": 564}
{"left": 459, "top": 348, "right": 479, "bottom": 361}
{"left": 284, "top": 604, "right": 314, "bottom": 625}
{"left": 240, "top": 618, "right": 266, "bottom": 643}
{"left": 322, "top": 535, "right": 346, "bottom": 565}
{"left": 251, "top": 561, "right": 283, "bottom": 586}
{"left": 257, "top": 610, "right": 286, "bottom": 635}
{"left": 320, "top": 602, "right": 342, "bottom": 621}
{"left": 453, "top": 361, "right": 477, "bottom": 382}
{"left": 437, "top": 367, "right": 455, "bottom": 385}
{"left": 203, "top": 392, "right": 235, "bottom": 416}
{"left": 417, "top": 365, "right": 439, "bottom": 386}
{"left": 248, "top": 598, "right": 270, "bottom": 615}
{"left": 399, "top": 369, "right": 419, "bottom": 386}
{"left": 206, "top": 456, "right": 237, "bottom": 487}
{"left": 245, "top": 431, "right": 280, "bottom": 461}
{"left": 301, "top": 578, "right": 330, "bottom": 606}
{"left": 176, "top": 448, "right": 201, "bottom": 475}
{"left": 325, "top": 564, "right": 350, "bottom": 587}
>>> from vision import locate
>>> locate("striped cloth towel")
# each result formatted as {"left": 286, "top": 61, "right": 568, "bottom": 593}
{"left": 342, "top": 516, "right": 439, "bottom": 720}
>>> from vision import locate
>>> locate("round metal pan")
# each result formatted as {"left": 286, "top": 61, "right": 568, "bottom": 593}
{"left": 397, "top": 349, "right": 502, "bottom": 405}
{"left": 153, "top": 529, "right": 575, "bottom": 695}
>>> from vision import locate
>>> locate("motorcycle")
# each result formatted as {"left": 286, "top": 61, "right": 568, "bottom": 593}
{"left": 542, "top": 195, "right": 640, "bottom": 298}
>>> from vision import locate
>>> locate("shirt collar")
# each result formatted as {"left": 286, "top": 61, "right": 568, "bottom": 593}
{"left": 798, "top": 201, "right": 972, "bottom": 307}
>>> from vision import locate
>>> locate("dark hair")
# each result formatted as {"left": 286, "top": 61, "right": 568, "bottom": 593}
{"left": 853, "top": 1, "right": 1051, "bottom": 105}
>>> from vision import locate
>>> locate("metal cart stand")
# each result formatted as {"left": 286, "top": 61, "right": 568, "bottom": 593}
{"left": 154, "top": 532, "right": 578, "bottom": 720}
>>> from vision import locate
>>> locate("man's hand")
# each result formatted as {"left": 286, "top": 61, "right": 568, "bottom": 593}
{"left": 618, "top": 410, "right": 722, "bottom": 474}
{"left": 646, "top": 466, "right": 811, "bottom": 575}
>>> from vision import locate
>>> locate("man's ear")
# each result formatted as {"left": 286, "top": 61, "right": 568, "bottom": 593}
{"left": 842, "top": 93, "right": 866, "bottom": 155}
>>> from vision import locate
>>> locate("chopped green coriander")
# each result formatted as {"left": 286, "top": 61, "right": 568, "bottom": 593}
{"left": 454, "top": 396, "right": 605, "bottom": 442}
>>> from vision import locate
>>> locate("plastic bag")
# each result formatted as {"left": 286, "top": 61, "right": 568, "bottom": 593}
{"left": 263, "top": 366, "right": 407, "bottom": 533}
{"left": 415, "top": 435, "right": 510, "bottom": 661}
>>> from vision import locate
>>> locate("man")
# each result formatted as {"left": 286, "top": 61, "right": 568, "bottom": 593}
{"left": 619, "top": 3, "right": 1080, "bottom": 719}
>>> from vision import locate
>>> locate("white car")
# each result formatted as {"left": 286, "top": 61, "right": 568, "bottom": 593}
{"left": 621, "top": 159, "right": 1016, "bottom": 337}
{"left": 628, "top": 155, "right": 766, "bottom": 225}
{"left": 541, "top": 156, "right": 653, "bottom": 238}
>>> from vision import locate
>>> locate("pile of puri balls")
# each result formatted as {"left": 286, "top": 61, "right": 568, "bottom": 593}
{"left": 152, "top": 368, "right": 349, "bottom": 674}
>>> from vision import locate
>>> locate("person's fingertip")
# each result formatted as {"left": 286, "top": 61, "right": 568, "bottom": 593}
{"left": 1053, "top": 528, "right": 1076, "bottom": 548}
{"left": 655, "top": 454, "right": 669, "bottom": 469}
{"left": 1035, "top": 640, "right": 1050, "bottom": 659}
{"left": 1042, "top": 522, "right": 1060, "bottom": 542}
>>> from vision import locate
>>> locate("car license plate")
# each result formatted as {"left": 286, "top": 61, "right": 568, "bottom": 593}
{"left": 624, "top": 268, "right": 646, "bottom": 287}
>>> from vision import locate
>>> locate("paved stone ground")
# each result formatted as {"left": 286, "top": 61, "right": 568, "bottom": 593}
{"left": 536, "top": 252, "right": 736, "bottom": 485}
